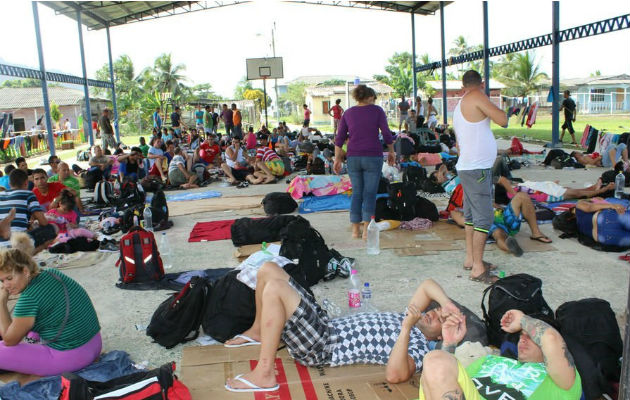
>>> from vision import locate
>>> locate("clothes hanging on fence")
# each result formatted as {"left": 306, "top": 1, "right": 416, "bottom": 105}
{"left": 521, "top": 104, "right": 530, "bottom": 127}
{"left": 526, "top": 102, "right": 539, "bottom": 128}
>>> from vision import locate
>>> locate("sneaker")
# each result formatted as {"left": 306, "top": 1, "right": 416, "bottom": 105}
{"left": 98, "top": 240, "right": 118, "bottom": 253}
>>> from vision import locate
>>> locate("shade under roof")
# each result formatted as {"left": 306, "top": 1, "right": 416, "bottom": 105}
{"left": 41, "top": 1, "right": 449, "bottom": 30}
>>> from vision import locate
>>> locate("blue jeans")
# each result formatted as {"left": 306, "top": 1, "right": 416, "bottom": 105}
{"left": 602, "top": 142, "right": 627, "bottom": 168}
{"left": 347, "top": 156, "right": 383, "bottom": 223}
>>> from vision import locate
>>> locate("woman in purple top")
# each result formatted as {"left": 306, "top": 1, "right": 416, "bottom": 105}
{"left": 333, "top": 85, "right": 395, "bottom": 239}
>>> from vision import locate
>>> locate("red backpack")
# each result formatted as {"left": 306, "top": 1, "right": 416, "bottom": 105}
{"left": 446, "top": 183, "right": 464, "bottom": 212}
{"left": 116, "top": 226, "right": 164, "bottom": 284}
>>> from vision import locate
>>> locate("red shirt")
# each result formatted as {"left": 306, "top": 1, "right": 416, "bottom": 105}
{"left": 304, "top": 109, "right": 311, "bottom": 120}
{"left": 200, "top": 142, "right": 220, "bottom": 163}
{"left": 33, "top": 182, "right": 66, "bottom": 211}
{"left": 331, "top": 105, "right": 343, "bottom": 119}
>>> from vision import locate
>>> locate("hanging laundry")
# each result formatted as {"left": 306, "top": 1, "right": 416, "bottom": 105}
{"left": 526, "top": 102, "right": 539, "bottom": 128}
{"left": 521, "top": 104, "right": 530, "bottom": 127}
{"left": 580, "top": 124, "right": 591, "bottom": 149}
{"left": 547, "top": 87, "right": 555, "bottom": 103}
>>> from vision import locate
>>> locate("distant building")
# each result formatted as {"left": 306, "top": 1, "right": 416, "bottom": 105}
{"left": 304, "top": 81, "right": 394, "bottom": 126}
{"left": 0, "top": 86, "right": 109, "bottom": 133}
{"left": 562, "top": 74, "right": 630, "bottom": 114}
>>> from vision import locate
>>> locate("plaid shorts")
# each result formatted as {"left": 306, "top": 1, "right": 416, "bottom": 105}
{"left": 282, "top": 278, "right": 333, "bottom": 366}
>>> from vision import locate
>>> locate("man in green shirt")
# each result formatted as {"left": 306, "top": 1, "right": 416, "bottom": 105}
{"left": 138, "top": 137, "right": 150, "bottom": 157}
{"left": 418, "top": 309, "right": 581, "bottom": 400}
{"left": 203, "top": 105, "right": 214, "bottom": 136}
{"left": 48, "top": 162, "right": 84, "bottom": 212}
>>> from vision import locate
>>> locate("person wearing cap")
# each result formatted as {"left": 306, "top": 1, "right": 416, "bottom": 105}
{"left": 118, "top": 147, "right": 146, "bottom": 182}
{"left": 98, "top": 109, "right": 116, "bottom": 151}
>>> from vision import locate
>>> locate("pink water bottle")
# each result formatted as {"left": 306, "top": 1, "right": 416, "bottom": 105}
{"left": 348, "top": 269, "right": 361, "bottom": 309}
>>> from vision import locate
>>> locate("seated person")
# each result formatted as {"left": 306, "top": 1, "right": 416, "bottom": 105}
{"left": 276, "top": 130, "right": 292, "bottom": 155}
{"left": 117, "top": 147, "right": 146, "bottom": 182}
{"left": 88, "top": 145, "right": 113, "bottom": 181}
{"left": 496, "top": 176, "right": 614, "bottom": 203}
{"left": 0, "top": 247, "right": 102, "bottom": 376}
{"left": 255, "top": 138, "right": 285, "bottom": 181}
{"left": 32, "top": 169, "right": 67, "bottom": 212}
{"left": 404, "top": 109, "right": 418, "bottom": 133}
{"left": 164, "top": 140, "right": 175, "bottom": 164}
{"left": 256, "top": 125, "right": 270, "bottom": 140}
{"left": 48, "top": 162, "right": 85, "bottom": 213}
{"left": 308, "top": 129, "right": 323, "bottom": 142}
{"left": 0, "top": 165, "right": 15, "bottom": 191}
{"left": 244, "top": 127, "right": 258, "bottom": 151}
{"left": 575, "top": 198, "right": 629, "bottom": 248}
{"left": 110, "top": 149, "right": 123, "bottom": 177}
{"left": 194, "top": 135, "right": 221, "bottom": 168}
{"left": 47, "top": 155, "right": 60, "bottom": 177}
{"left": 163, "top": 128, "right": 174, "bottom": 142}
{"left": 138, "top": 136, "right": 150, "bottom": 157}
{"left": 224, "top": 262, "right": 484, "bottom": 392}
{"left": 189, "top": 130, "right": 201, "bottom": 150}
{"left": 168, "top": 147, "right": 199, "bottom": 189}
{"left": 15, "top": 157, "right": 34, "bottom": 190}
{"left": 46, "top": 189, "right": 95, "bottom": 243}
{"left": 419, "top": 309, "right": 580, "bottom": 400}
{"left": 601, "top": 141, "right": 628, "bottom": 169}
{"left": 220, "top": 137, "right": 259, "bottom": 185}
{"left": 0, "top": 169, "right": 56, "bottom": 253}
{"left": 147, "top": 137, "right": 168, "bottom": 181}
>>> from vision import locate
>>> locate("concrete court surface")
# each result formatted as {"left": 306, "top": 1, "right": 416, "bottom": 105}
{"left": 59, "top": 139, "right": 629, "bottom": 370}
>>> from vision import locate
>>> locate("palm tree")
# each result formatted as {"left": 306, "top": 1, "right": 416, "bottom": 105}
{"left": 495, "top": 51, "right": 548, "bottom": 97}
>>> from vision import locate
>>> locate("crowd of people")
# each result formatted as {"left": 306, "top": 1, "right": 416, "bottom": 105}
{"left": 0, "top": 70, "right": 626, "bottom": 400}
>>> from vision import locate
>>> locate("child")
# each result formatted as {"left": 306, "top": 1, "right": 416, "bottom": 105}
{"left": 139, "top": 137, "right": 150, "bottom": 157}
{"left": 46, "top": 190, "right": 95, "bottom": 242}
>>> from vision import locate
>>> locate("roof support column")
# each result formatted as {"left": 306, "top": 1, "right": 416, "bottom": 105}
{"left": 411, "top": 12, "right": 417, "bottom": 106}
{"left": 483, "top": 1, "right": 490, "bottom": 96}
{"left": 76, "top": 10, "right": 94, "bottom": 146}
{"left": 551, "top": 1, "right": 560, "bottom": 147}
{"left": 106, "top": 25, "right": 120, "bottom": 142}
{"left": 32, "top": 1, "right": 56, "bottom": 156}
{"left": 440, "top": 1, "right": 448, "bottom": 125}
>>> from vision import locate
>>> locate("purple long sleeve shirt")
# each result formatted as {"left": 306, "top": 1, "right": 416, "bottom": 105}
{"left": 334, "top": 104, "right": 393, "bottom": 157}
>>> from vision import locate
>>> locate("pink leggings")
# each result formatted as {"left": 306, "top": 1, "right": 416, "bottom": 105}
{"left": 0, "top": 332, "right": 102, "bottom": 376}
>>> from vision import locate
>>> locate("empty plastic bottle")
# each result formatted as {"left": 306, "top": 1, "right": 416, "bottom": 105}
{"left": 615, "top": 172, "right": 626, "bottom": 199}
{"left": 160, "top": 232, "right": 173, "bottom": 269}
{"left": 143, "top": 205, "right": 153, "bottom": 231}
{"left": 361, "top": 282, "right": 375, "bottom": 311}
{"left": 366, "top": 217, "right": 380, "bottom": 255}
{"left": 348, "top": 269, "right": 361, "bottom": 310}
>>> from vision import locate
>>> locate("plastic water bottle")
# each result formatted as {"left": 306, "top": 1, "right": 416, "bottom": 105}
{"left": 348, "top": 269, "right": 361, "bottom": 310}
{"left": 361, "top": 282, "right": 373, "bottom": 311}
{"left": 615, "top": 172, "right": 626, "bottom": 199}
{"left": 160, "top": 232, "right": 173, "bottom": 269}
{"left": 366, "top": 217, "right": 380, "bottom": 255}
{"left": 143, "top": 205, "right": 153, "bottom": 231}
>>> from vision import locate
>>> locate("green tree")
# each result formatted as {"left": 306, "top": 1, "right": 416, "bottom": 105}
{"left": 279, "top": 81, "right": 308, "bottom": 114}
{"left": 50, "top": 102, "right": 62, "bottom": 128}
{"left": 243, "top": 88, "right": 272, "bottom": 111}
{"left": 495, "top": 51, "right": 548, "bottom": 96}
{"left": 590, "top": 70, "right": 602, "bottom": 77}
{"left": 319, "top": 79, "right": 346, "bottom": 86}
{"left": 1, "top": 78, "right": 44, "bottom": 88}
{"left": 233, "top": 76, "right": 253, "bottom": 100}
{"left": 374, "top": 52, "right": 429, "bottom": 98}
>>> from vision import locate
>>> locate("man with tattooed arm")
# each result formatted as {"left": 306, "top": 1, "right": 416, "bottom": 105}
{"left": 419, "top": 309, "right": 581, "bottom": 400}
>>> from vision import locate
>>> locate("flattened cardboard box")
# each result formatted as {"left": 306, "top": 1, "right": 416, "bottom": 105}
{"left": 181, "top": 345, "right": 420, "bottom": 400}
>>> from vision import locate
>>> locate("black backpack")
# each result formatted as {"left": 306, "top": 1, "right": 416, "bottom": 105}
{"left": 262, "top": 192, "right": 298, "bottom": 216}
{"left": 279, "top": 216, "right": 336, "bottom": 288}
{"left": 395, "top": 135, "right": 416, "bottom": 157}
{"left": 556, "top": 298, "right": 623, "bottom": 400}
{"left": 150, "top": 190, "right": 169, "bottom": 225}
{"left": 146, "top": 276, "right": 209, "bottom": 349}
{"left": 230, "top": 215, "right": 297, "bottom": 246}
{"left": 308, "top": 157, "right": 326, "bottom": 175}
{"left": 414, "top": 196, "right": 439, "bottom": 221}
{"left": 481, "top": 274, "right": 554, "bottom": 347}
{"left": 543, "top": 149, "right": 569, "bottom": 166}
{"left": 403, "top": 165, "right": 427, "bottom": 190}
{"left": 552, "top": 209, "right": 578, "bottom": 238}
{"left": 388, "top": 181, "right": 417, "bottom": 221}
{"left": 202, "top": 270, "right": 256, "bottom": 342}
{"left": 83, "top": 169, "right": 101, "bottom": 190}
{"left": 93, "top": 181, "right": 113, "bottom": 205}
{"left": 116, "top": 180, "right": 145, "bottom": 211}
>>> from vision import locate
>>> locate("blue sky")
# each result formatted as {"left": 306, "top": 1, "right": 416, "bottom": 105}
{"left": 1, "top": 0, "right": 629, "bottom": 97}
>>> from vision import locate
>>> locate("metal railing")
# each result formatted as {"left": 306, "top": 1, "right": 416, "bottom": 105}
{"left": 0, "top": 128, "right": 89, "bottom": 163}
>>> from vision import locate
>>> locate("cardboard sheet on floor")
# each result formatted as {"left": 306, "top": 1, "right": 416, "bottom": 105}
{"left": 234, "top": 242, "right": 281, "bottom": 258}
{"left": 181, "top": 345, "right": 420, "bottom": 400}
{"left": 486, "top": 231, "right": 557, "bottom": 253}
{"left": 168, "top": 195, "right": 264, "bottom": 217}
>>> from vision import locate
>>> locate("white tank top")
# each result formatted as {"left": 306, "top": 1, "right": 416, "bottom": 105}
{"left": 453, "top": 94, "right": 497, "bottom": 171}
{"left": 226, "top": 146, "right": 246, "bottom": 168}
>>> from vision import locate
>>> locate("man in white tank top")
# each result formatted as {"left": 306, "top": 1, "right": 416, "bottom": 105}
{"left": 453, "top": 70, "right": 508, "bottom": 284}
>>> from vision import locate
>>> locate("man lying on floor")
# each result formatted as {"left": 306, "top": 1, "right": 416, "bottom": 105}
{"left": 496, "top": 176, "right": 614, "bottom": 203}
{"left": 224, "top": 261, "right": 486, "bottom": 393}
{"left": 418, "top": 309, "right": 581, "bottom": 400}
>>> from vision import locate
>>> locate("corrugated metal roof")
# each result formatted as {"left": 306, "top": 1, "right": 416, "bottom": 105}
{"left": 0, "top": 87, "right": 108, "bottom": 110}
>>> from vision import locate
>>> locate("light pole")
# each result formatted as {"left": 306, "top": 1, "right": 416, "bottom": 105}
{"left": 272, "top": 22, "right": 280, "bottom": 123}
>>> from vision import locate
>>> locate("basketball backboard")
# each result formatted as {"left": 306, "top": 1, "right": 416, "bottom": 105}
{"left": 246, "top": 57, "right": 284, "bottom": 80}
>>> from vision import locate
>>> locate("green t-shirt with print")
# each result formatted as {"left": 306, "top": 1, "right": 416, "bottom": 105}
{"left": 139, "top": 144, "right": 150, "bottom": 157}
{"left": 466, "top": 355, "right": 582, "bottom": 400}
{"left": 203, "top": 110, "right": 214, "bottom": 130}
{"left": 13, "top": 268, "right": 100, "bottom": 350}
{"left": 48, "top": 175, "right": 80, "bottom": 195}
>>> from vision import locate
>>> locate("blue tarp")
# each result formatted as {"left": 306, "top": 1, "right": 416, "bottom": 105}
{"left": 146, "top": 190, "right": 222, "bottom": 203}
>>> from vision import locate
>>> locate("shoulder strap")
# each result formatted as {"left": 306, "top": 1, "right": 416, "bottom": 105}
{"left": 41, "top": 271, "right": 70, "bottom": 345}
{"left": 480, "top": 284, "right": 493, "bottom": 327}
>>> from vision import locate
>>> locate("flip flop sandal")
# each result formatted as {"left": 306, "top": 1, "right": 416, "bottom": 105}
{"left": 530, "top": 235, "right": 552, "bottom": 243}
{"left": 463, "top": 261, "right": 498, "bottom": 271}
{"left": 224, "top": 334, "right": 261, "bottom": 348}
{"left": 225, "top": 374, "right": 279, "bottom": 393}
{"left": 619, "top": 254, "right": 630, "bottom": 261}
{"left": 236, "top": 182, "right": 249, "bottom": 189}
{"left": 506, "top": 237, "right": 524, "bottom": 257}
{"left": 469, "top": 270, "right": 499, "bottom": 285}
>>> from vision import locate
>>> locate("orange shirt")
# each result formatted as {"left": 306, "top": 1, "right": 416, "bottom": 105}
{"left": 233, "top": 110, "right": 242, "bottom": 125}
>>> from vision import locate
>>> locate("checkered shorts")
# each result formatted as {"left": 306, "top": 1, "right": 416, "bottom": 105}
{"left": 281, "top": 278, "right": 333, "bottom": 366}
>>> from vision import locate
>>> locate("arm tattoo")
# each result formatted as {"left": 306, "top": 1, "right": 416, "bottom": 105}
{"left": 562, "top": 343, "right": 576, "bottom": 367}
{"left": 442, "top": 389, "right": 466, "bottom": 400}
{"left": 443, "top": 344, "right": 456, "bottom": 354}
{"left": 520, "top": 315, "right": 550, "bottom": 348}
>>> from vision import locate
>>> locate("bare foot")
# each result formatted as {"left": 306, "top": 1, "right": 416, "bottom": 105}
{"left": 362, "top": 222, "right": 369, "bottom": 240}
{"left": 226, "top": 370, "right": 277, "bottom": 391}
{"left": 351, "top": 224, "right": 361, "bottom": 239}
{"left": 0, "top": 208, "right": 16, "bottom": 240}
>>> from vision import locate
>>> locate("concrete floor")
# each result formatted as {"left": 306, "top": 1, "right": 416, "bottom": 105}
{"left": 61, "top": 139, "right": 629, "bottom": 370}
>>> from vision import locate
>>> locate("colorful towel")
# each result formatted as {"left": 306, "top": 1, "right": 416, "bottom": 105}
{"left": 287, "top": 175, "right": 352, "bottom": 200}
{"left": 188, "top": 219, "right": 235, "bottom": 242}
{"left": 147, "top": 190, "right": 222, "bottom": 203}
{"left": 545, "top": 201, "right": 577, "bottom": 214}
{"left": 299, "top": 193, "right": 352, "bottom": 214}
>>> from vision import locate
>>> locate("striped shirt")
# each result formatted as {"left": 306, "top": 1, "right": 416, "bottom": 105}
{"left": 13, "top": 268, "right": 100, "bottom": 350}
{"left": 0, "top": 189, "right": 43, "bottom": 247}
{"left": 256, "top": 147, "right": 280, "bottom": 162}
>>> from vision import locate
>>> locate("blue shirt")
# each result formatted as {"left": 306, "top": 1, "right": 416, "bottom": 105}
{"left": 153, "top": 112, "right": 162, "bottom": 129}
{"left": 195, "top": 110, "right": 204, "bottom": 125}
{"left": 0, "top": 176, "right": 10, "bottom": 190}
